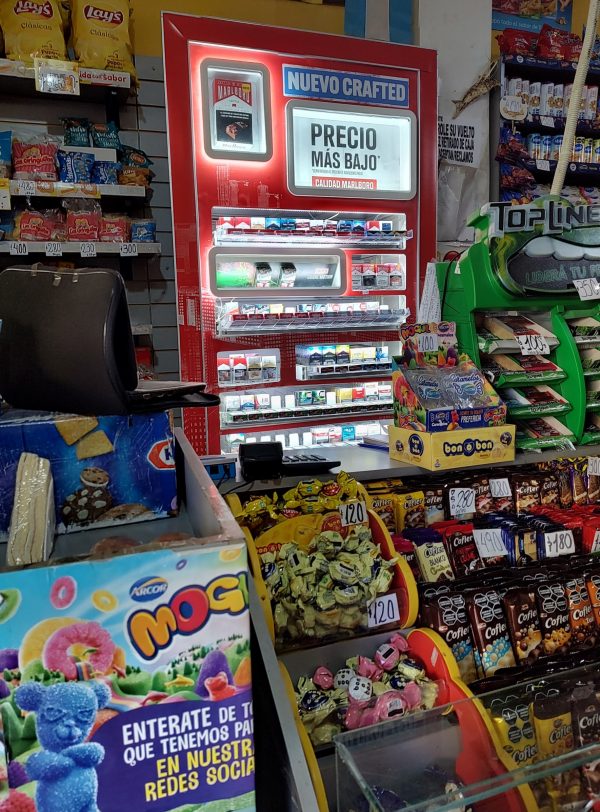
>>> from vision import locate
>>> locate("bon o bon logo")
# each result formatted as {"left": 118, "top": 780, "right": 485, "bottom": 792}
{"left": 127, "top": 572, "right": 248, "bottom": 660}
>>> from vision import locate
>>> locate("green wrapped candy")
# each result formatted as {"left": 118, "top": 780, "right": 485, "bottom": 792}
{"left": 315, "top": 607, "right": 341, "bottom": 628}
{"left": 278, "top": 542, "right": 297, "bottom": 561}
{"left": 396, "top": 657, "right": 425, "bottom": 680}
{"left": 310, "top": 723, "right": 341, "bottom": 746}
{"left": 333, "top": 585, "right": 362, "bottom": 606}
{"left": 419, "top": 679, "right": 439, "bottom": 709}
{"left": 274, "top": 603, "right": 288, "bottom": 632}
{"left": 329, "top": 560, "right": 359, "bottom": 585}
{"left": 316, "top": 587, "right": 336, "bottom": 610}
{"left": 339, "top": 606, "right": 364, "bottom": 630}
{"left": 303, "top": 604, "right": 317, "bottom": 629}
{"left": 309, "top": 552, "right": 330, "bottom": 576}
{"left": 314, "top": 531, "right": 345, "bottom": 557}
{"left": 372, "top": 681, "right": 388, "bottom": 696}
{"left": 287, "top": 550, "right": 311, "bottom": 575}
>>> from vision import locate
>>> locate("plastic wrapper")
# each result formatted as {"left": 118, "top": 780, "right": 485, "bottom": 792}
{"left": 7, "top": 453, "right": 55, "bottom": 567}
{"left": 90, "top": 121, "right": 122, "bottom": 150}
{"left": 496, "top": 28, "right": 538, "bottom": 56}
{"left": 71, "top": 0, "right": 136, "bottom": 79}
{"left": 61, "top": 117, "right": 91, "bottom": 147}
{"left": 0, "top": 0, "right": 66, "bottom": 64}
{"left": 64, "top": 199, "right": 102, "bottom": 241}
{"left": 499, "top": 162, "right": 536, "bottom": 191}
{"left": 496, "top": 127, "right": 529, "bottom": 165}
{"left": 12, "top": 136, "right": 59, "bottom": 181}
{"left": 91, "top": 161, "right": 120, "bottom": 184}
{"left": 536, "top": 24, "right": 582, "bottom": 62}
{"left": 57, "top": 150, "right": 94, "bottom": 184}
{"left": 0, "top": 131, "right": 11, "bottom": 179}
{"left": 99, "top": 213, "right": 129, "bottom": 242}
{"left": 118, "top": 166, "right": 153, "bottom": 187}
{"left": 14, "top": 208, "right": 66, "bottom": 241}
{"left": 120, "top": 145, "right": 153, "bottom": 168}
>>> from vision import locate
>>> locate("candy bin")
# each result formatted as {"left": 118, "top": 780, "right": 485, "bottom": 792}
{"left": 227, "top": 472, "right": 419, "bottom": 649}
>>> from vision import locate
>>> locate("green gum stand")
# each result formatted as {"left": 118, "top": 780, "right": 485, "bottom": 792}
{"left": 437, "top": 196, "right": 600, "bottom": 447}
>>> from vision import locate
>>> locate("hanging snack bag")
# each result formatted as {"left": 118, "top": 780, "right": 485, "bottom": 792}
{"left": 0, "top": 0, "right": 67, "bottom": 64}
{"left": 70, "top": 0, "right": 136, "bottom": 79}
{"left": 12, "top": 135, "right": 59, "bottom": 180}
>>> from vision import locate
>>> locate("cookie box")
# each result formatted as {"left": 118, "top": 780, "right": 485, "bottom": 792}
{"left": 0, "top": 410, "right": 177, "bottom": 540}
{"left": 388, "top": 425, "right": 516, "bottom": 471}
{"left": 0, "top": 542, "right": 255, "bottom": 812}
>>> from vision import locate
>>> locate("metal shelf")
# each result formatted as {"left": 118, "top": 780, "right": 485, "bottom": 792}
{"left": 296, "top": 361, "right": 392, "bottom": 381}
{"left": 221, "top": 402, "right": 393, "bottom": 429}
{"left": 218, "top": 312, "right": 406, "bottom": 336}
{"left": 503, "top": 54, "right": 600, "bottom": 78}
{"left": 0, "top": 59, "right": 132, "bottom": 102}
{"left": 9, "top": 180, "right": 146, "bottom": 199}
{"left": 214, "top": 232, "right": 408, "bottom": 249}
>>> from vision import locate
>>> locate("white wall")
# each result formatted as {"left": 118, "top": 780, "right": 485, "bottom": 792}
{"left": 414, "top": 0, "right": 492, "bottom": 242}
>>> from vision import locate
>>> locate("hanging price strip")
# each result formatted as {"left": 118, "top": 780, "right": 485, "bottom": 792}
{"left": 367, "top": 593, "right": 400, "bottom": 629}
{"left": 473, "top": 528, "right": 507, "bottom": 559}
{"left": 45, "top": 242, "right": 62, "bottom": 257}
{"left": 339, "top": 500, "right": 368, "bottom": 527}
{"left": 489, "top": 478, "right": 512, "bottom": 498}
{"left": 9, "top": 242, "right": 28, "bottom": 256}
{"left": 119, "top": 242, "right": 138, "bottom": 257}
{"left": 573, "top": 278, "right": 600, "bottom": 301}
{"left": 588, "top": 457, "right": 600, "bottom": 477}
{"left": 540, "top": 116, "right": 554, "bottom": 128}
{"left": 544, "top": 530, "right": 575, "bottom": 558}
{"left": 80, "top": 242, "right": 97, "bottom": 258}
{"left": 417, "top": 332, "right": 439, "bottom": 353}
{"left": 516, "top": 333, "right": 550, "bottom": 356}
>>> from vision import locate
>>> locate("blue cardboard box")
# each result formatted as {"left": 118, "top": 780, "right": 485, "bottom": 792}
{"left": 0, "top": 410, "right": 177, "bottom": 539}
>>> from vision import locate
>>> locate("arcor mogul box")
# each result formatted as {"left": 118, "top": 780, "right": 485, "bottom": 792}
{"left": 0, "top": 411, "right": 177, "bottom": 539}
{"left": 0, "top": 543, "right": 255, "bottom": 812}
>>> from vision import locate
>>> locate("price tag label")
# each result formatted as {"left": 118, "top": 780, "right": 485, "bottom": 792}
{"left": 516, "top": 333, "right": 550, "bottom": 356}
{"left": 417, "top": 332, "right": 439, "bottom": 353}
{"left": 591, "top": 530, "right": 600, "bottom": 555}
{"left": 540, "top": 116, "right": 554, "bottom": 128}
{"left": 80, "top": 242, "right": 97, "bottom": 258}
{"left": 0, "top": 178, "right": 10, "bottom": 211}
{"left": 544, "top": 529, "right": 575, "bottom": 558}
{"left": 489, "top": 478, "right": 512, "bottom": 498}
{"left": 119, "top": 242, "right": 138, "bottom": 257}
{"left": 536, "top": 159, "right": 551, "bottom": 171}
{"left": 16, "top": 180, "right": 36, "bottom": 197}
{"left": 9, "top": 241, "right": 28, "bottom": 256}
{"left": 339, "top": 500, "right": 368, "bottom": 527}
{"left": 449, "top": 488, "right": 475, "bottom": 516}
{"left": 367, "top": 593, "right": 400, "bottom": 629}
{"left": 473, "top": 528, "right": 508, "bottom": 559}
{"left": 589, "top": 457, "right": 600, "bottom": 477}
{"left": 45, "top": 242, "right": 62, "bottom": 257}
{"left": 573, "top": 278, "right": 600, "bottom": 301}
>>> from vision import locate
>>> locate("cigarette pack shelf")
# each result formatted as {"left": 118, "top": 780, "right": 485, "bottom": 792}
{"left": 438, "top": 198, "right": 600, "bottom": 449}
{"left": 206, "top": 210, "right": 409, "bottom": 455}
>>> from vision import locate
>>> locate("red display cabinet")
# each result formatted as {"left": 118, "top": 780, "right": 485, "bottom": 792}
{"left": 163, "top": 14, "right": 437, "bottom": 454}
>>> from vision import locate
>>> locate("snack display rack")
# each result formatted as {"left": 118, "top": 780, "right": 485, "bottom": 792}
{"left": 496, "top": 49, "right": 600, "bottom": 203}
{"left": 438, "top": 200, "right": 600, "bottom": 449}
{"left": 163, "top": 14, "right": 437, "bottom": 457}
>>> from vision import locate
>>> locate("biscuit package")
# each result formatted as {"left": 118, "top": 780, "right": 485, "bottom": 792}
{"left": 0, "top": 543, "right": 255, "bottom": 811}
{"left": 0, "top": 410, "right": 177, "bottom": 538}
{"left": 0, "top": 0, "right": 67, "bottom": 64}
{"left": 70, "top": 0, "right": 136, "bottom": 79}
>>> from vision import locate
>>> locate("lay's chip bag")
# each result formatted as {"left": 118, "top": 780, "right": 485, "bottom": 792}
{"left": 0, "top": 0, "right": 67, "bottom": 64}
{"left": 71, "top": 0, "right": 136, "bottom": 80}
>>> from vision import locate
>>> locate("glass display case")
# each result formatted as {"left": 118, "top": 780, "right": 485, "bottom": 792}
{"left": 336, "top": 646, "right": 600, "bottom": 812}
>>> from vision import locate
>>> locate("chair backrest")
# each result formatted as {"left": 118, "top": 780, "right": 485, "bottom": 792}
{"left": 0, "top": 266, "right": 137, "bottom": 415}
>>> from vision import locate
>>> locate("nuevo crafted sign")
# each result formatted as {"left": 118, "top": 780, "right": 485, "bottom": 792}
{"left": 286, "top": 100, "right": 416, "bottom": 199}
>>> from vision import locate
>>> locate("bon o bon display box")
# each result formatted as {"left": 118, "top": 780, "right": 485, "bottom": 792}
{"left": 0, "top": 544, "right": 255, "bottom": 812}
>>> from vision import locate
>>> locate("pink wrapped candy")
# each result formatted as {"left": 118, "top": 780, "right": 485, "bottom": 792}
{"left": 374, "top": 643, "right": 400, "bottom": 671}
{"left": 313, "top": 666, "right": 334, "bottom": 690}
{"left": 400, "top": 680, "right": 422, "bottom": 710}
{"left": 374, "top": 691, "right": 407, "bottom": 720}
{"left": 389, "top": 632, "right": 409, "bottom": 653}
{"left": 356, "top": 655, "right": 383, "bottom": 681}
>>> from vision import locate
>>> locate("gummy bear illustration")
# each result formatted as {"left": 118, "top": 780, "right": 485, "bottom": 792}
{"left": 15, "top": 681, "right": 110, "bottom": 812}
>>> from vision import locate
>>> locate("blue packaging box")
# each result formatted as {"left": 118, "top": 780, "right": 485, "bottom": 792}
{"left": 0, "top": 410, "right": 177, "bottom": 539}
